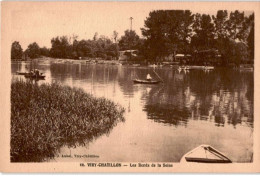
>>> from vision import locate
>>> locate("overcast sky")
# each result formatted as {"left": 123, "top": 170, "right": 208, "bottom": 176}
{"left": 11, "top": 2, "right": 253, "bottom": 50}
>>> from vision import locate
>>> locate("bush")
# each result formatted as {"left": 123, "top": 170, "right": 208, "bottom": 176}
{"left": 11, "top": 80, "right": 125, "bottom": 162}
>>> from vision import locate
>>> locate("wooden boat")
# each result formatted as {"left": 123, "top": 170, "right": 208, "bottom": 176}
{"left": 24, "top": 74, "right": 46, "bottom": 80}
{"left": 16, "top": 71, "right": 29, "bottom": 75}
{"left": 133, "top": 79, "right": 161, "bottom": 84}
{"left": 180, "top": 145, "right": 232, "bottom": 163}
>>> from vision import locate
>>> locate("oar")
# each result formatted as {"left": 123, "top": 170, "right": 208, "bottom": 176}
{"left": 153, "top": 69, "right": 164, "bottom": 82}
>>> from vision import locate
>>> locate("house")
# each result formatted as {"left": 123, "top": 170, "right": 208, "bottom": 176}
{"left": 174, "top": 54, "right": 192, "bottom": 64}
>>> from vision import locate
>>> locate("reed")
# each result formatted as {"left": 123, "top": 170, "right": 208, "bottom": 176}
{"left": 11, "top": 80, "right": 125, "bottom": 162}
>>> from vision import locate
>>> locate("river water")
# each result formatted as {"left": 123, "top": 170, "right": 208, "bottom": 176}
{"left": 12, "top": 59, "right": 254, "bottom": 162}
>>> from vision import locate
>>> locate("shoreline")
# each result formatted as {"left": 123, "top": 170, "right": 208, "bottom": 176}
{"left": 12, "top": 57, "right": 254, "bottom": 71}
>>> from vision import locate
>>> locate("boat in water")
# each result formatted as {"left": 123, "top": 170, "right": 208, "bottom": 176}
{"left": 133, "top": 79, "right": 161, "bottom": 84}
{"left": 24, "top": 73, "right": 46, "bottom": 80}
{"left": 16, "top": 71, "right": 30, "bottom": 75}
{"left": 180, "top": 145, "right": 232, "bottom": 163}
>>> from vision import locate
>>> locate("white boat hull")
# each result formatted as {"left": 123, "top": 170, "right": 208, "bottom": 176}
{"left": 180, "top": 145, "right": 232, "bottom": 163}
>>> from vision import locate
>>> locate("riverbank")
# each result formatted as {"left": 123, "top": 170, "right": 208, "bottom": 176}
{"left": 11, "top": 80, "right": 125, "bottom": 162}
{"left": 14, "top": 57, "right": 254, "bottom": 68}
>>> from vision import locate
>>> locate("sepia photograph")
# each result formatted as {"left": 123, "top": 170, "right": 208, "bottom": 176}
{"left": 1, "top": 1, "right": 259, "bottom": 173}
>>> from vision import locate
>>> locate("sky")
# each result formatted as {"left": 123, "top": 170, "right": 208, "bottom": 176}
{"left": 10, "top": 2, "right": 253, "bottom": 50}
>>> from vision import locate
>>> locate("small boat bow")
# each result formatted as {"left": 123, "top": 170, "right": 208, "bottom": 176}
{"left": 180, "top": 145, "right": 232, "bottom": 163}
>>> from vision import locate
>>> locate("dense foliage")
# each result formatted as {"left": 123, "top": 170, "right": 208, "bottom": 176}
{"left": 11, "top": 41, "right": 23, "bottom": 60}
{"left": 48, "top": 35, "right": 120, "bottom": 60}
{"left": 118, "top": 30, "right": 140, "bottom": 50}
{"left": 141, "top": 10, "right": 254, "bottom": 64}
{"left": 12, "top": 10, "right": 254, "bottom": 65}
{"left": 11, "top": 80, "right": 125, "bottom": 162}
{"left": 141, "top": 10, "right": 194, "bottom": 61}
{"left": 26, "top": 42, "right": 41, "bottom": 59}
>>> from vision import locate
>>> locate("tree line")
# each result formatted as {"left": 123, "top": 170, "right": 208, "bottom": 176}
{"left": 140, "top": 10, "right": 254, "bottom": 65}
{"left": 11, "top": 10, "right": 254, "bottom": 66}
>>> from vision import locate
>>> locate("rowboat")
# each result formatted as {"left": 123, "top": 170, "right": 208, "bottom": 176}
{"left": 16, "top": 71, "right": 29, "bottom": 75}
{"left": 133, "top": 79, "right": 161, "bottom": 84}
{"left": 24, "top": 74, "right": 46, "bottom": 80}
{"left": 180, "top": 145, "right": 232, "bottom": 163}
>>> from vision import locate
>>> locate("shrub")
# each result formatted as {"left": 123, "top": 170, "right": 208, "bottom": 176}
{"left": 11, "top": 80, "right": 125, "bottom": 162}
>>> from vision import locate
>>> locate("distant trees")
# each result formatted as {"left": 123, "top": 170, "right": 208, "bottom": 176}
{"left": 48, "top": 34, "right": 119, "bottom": 60}
{"left": 11, "top": 41, "right": 23, "bottom": 60}
{"left": 140, "top": 9, "right": 254, "bottom": 65}
{"left": 247, "top": 14, "right": 254, "bottom": 61}
{"left": 227, "top": 10, "right": 247, "bottom": 42}
{"left": 191, "top": 14, "right": 215, "bottom": 50}
{"left": 11, "top": 10, "right": 254, "bottom": 65}
{"left": 50, "top": 36, "right": 71, "bottom": 58}
{"left": 26, "top": 42, "right": 40, "bottom": 59}
{"left": 141, "top": 10, "right": 194, "bottom": 61}
{"left": 212, "top": 10, "right": 229, "bottom": 40}
{"left": 11, "top": 41, "right": 50, "bottom": 60}
{"left": 213, "top": 11, "right": 254, "bottom": 65}
{"left": 39, "top": 47, "right": 50, "bottom": 57}
{"left": 118, "top": 30, "right": 140, "bottom": 50}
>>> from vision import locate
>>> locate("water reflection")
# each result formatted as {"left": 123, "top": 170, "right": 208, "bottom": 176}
{"left": 12, "top": 61, "right": 254, "bottom": 127}
{"left": 12, "top": 61, "right": 254, "bottom": 128}
{"left": 12, "top": 60, "right": 254, "bottom": 162}
{"left": 137, "top": 69, "right": 253, "bottom": 128}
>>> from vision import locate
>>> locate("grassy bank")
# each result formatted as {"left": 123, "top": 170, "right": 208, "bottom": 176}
{"left": 11, "top": 80, "right": 125, "bottom": 162}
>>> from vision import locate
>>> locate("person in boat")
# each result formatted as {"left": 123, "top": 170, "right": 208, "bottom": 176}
{"left": 146, "top": 74, "right": 152, "bottom": 81}
{"left": 30, "top": 70, "right": 34, "bottom": 76}
{"left": 35, "top": 69, "right": 40, "bottom": 77}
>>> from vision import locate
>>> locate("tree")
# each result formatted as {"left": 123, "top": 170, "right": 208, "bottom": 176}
{"left": 212, "top": 10, "right": 229, "bottom": 39}
{"left": 112, "top": 31, "right": 119, "bottom": 43}
{"left": 216, "top": 38, "right": 248, "bottom": 66}
{"left": 11, "top": 41, "right": 23, "bottom": 60}
{"left": 76, "top": 40, "right": 93, "bottom": 58}
{"left": 191, "top": 14, "right": 215, "bottom": 50}
{"left": 106, "top": 43, "right": 119, "bottom": 59}
{"left": 247, "top": 13, "right": 254, "bottom": 61}
{"left": 69, "top": 35, "right": 118, "bottom": 60}
{"left": 50, "top": 36, "right": 71, "bottom": 58}
{"left": 141, "top": 10, "right": 193, "bottom": 61}
{"left": 211, "top": 10, "right": 255, "bottom": 65}
{"left": 26, "top": 42, "right": 40, "bottom": 59}
{"left": 39, "top": 47, "right": 50, "bottom": 57}
{"left": 118, "top": 30, "right": 140, "bottom": 50}
{"left": 227, "top": 10, "right": 246, "bottom": 41}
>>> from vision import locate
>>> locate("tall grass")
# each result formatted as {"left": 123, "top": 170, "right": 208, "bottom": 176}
{"left": 11, "top": 80, "right": 125, "bottom": 162}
